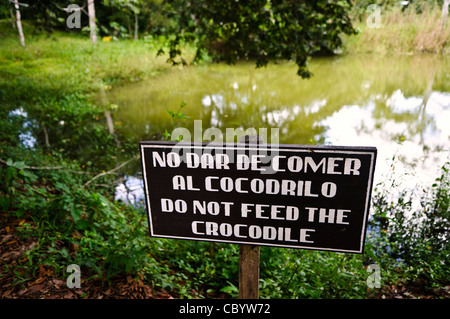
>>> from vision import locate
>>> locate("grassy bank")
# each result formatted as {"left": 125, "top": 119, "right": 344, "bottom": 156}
{"left": 1, "top": 18, "right": 449, "bottom": 299}
{"left": 344, "top": 3, "right": 450, "bottom": 54}
{"left": 0, "top": 21, "right": 172, "bottom": 96}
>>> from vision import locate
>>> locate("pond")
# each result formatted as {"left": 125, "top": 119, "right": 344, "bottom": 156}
{"left": 101, "top": 54, "right": 450, "bottom": 206}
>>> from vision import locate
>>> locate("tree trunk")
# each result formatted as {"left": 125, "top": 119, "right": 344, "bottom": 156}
{"left": 134, "top": 11, "right": 139, "bottom": 40}
{"left": 42, "top": 124, "right": 50, "bottom": 150}
{"left": 126, "top": 15, "right": 132, "bottom": 38}
{"left": 13, "top": 0, "right": 25, "bottom": 47}
{"left": 442, "top": 0, "right": 450, "bottom": 33}
{"left": 10, "top": 7, "right": 15, "bottom": 29}
{"left": 87, "top": 0, "right": 97, "bottom": 44}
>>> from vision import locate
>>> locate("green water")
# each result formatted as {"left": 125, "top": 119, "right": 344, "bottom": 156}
{"left": 102, "top": 54, "right": 450, "bottom": 202}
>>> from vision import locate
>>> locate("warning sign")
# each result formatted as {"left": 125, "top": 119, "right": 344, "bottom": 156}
{"left": 140, "top": 141, "right": 377, "bottom": 253}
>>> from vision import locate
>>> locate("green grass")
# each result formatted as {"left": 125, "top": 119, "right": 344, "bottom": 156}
{"left": 0, "top": 20, "right": 171, "bottom": 99}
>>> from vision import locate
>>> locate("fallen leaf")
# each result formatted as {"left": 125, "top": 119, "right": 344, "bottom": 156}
{"left": 27, "top": 284, "right": 44, "bottom": 294}
{"left": 30, "top": 277, "right": 46, "bottom": 285}
{"left": 2, "top": 289, "right": 12, "bottom": 298}
{"left": 1, "top": 252, "right": 11, "bottom": 261}
{"left": 17, "top": 288, "right": 27, "bottom": 296}
{"left": 39, "top": 264, "right": 53, "bottom": 277}
{"left": 63, "top": 292, "right": 74, "bottom": 299}
{"left": 52, "top": 278, "right": 66, "bottom": 288}
{"left": 1, "top": 234, "right": 14, "bottom": 243}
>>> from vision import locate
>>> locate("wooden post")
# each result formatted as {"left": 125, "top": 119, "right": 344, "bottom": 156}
{"left": 238, "top": 135, "right": 262, "bottom": 299}
{"left": 239, "top": 244, "right": 260, "bottom": 299}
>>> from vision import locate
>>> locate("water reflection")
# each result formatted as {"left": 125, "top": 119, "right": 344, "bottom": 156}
{"left": 115, "top": 176, "right": 144, "bottom": 206}
{"left": 8, "top": 107, "right": 37, "bottom": 148}
{"left": 322, "top": 90, "right": 450, "bottom": 199}
{"left": 103, "top": 55, "right": 449, "bottom": 204}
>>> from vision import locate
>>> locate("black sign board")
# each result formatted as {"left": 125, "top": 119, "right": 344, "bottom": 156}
{"left": 140, "top": 141, "right": 377, "bottom": 254}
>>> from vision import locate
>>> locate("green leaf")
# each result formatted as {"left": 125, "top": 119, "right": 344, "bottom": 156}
{"left": 6, "top": 158, "right": 26, "bottom": 170}
{"left": 163, "top": 129, "right": 171, "bottom": 139}
{"left": 0, "top": 196, "right": 11, "bottom": 211}
{"left": 220, "top": 282, "right": 238, "bottom": 295}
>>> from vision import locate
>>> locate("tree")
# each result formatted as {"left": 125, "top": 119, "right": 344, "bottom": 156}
{"left": 442, "top": 0, "right": 450, "bottom": 33}
{"left": 12, "top": 0, "right": 26, "bottom": 47}
{"left": 88, "top": 0, "right": 97, "bottom": 44}
{"left": 162, "top": 0, "right": 356, "bottom": 78}
{"left": 102, "top": 0, "right": 142, "bottom": 40}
